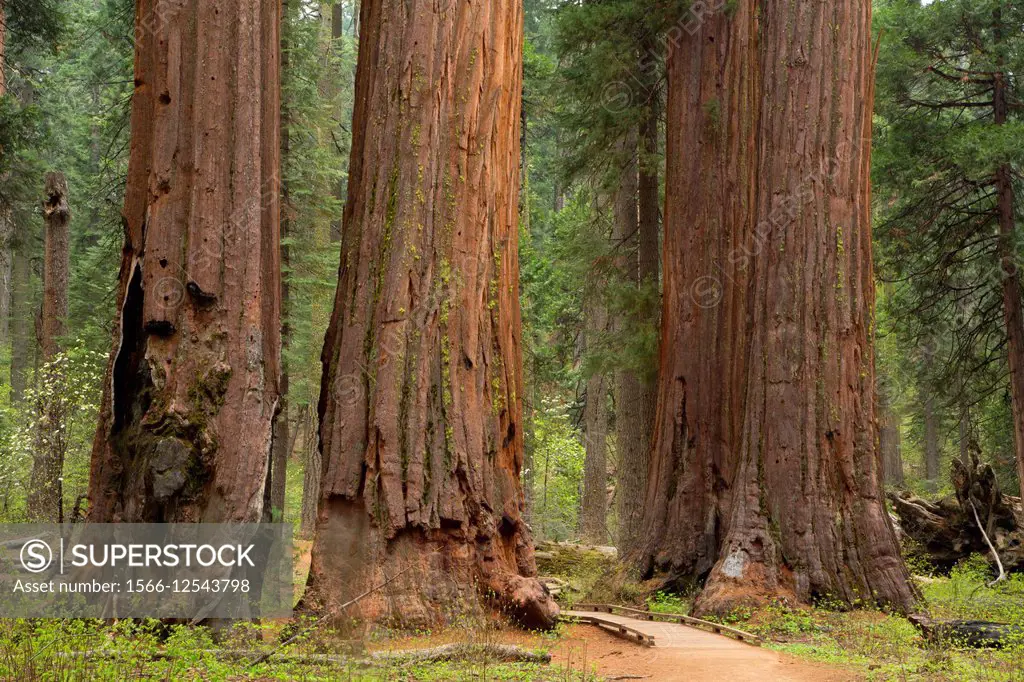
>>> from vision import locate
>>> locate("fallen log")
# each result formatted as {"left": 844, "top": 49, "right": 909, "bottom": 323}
{"left": 57, "top": 643, "right": 551, "bottom": 666}
{"left": 535, "top": 541, "right": 618, "bottom": 559}
{"left": 908, "top": 615, "right": 1024, "bottom": 648}
{"left": 889, "top": 453, "right": 1023, "bottom": 572}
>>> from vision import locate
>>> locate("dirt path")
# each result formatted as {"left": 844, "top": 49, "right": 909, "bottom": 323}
{"left": 551, "top": 612, "right": 859, "bottom": 682}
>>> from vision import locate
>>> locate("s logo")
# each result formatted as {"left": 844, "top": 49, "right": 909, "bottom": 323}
{"left": 20, "top": 540, "right": 53, "bottom": 573}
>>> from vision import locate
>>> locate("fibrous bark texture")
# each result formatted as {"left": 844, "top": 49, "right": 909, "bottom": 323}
{"left": 27, "top": 172, "right": 70, "bottom": 522}
{"left": 88, "top": 0, "right": 282, "bottom": 523}
{"left": 634, "top": 6, "right": 758, "bottom": 586}
{"left": 580, "top": 299, "right": 609, "bottom": 546}
{"left": 305, "top": 0, "right": 557, "bottom": 630}
{"left": 637, "top": 0, "right": 915, "bottom": 614}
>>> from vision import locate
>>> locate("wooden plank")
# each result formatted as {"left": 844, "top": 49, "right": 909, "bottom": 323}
{"left": 561, "top": 612, "right": 655, "bottom": 647}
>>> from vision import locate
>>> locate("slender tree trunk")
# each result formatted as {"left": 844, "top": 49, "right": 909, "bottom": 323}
{"left": 520, "top": 96, "right": 534, "bottom": 526}
{"left": 10, "top": 232, "right": 30, "bottom": 403}
{"left": 300, "top": 407, "right": 321, "bottom": 537}
{"left": 329, "top": 1, "right": 345, "bottom": 242}
{"left": 9, "top": 78, "right": 32, "bottom": 404}
{"left": 958, "top": 406, "right": 970, "bottom": 468}
{"left": 616, "top": 41, "right": 660, "bottom": 556}
{"left": 993, "top": 18, "right": 1024, "bottom": 495}
{"left": 640, "top": 0, "right": 914, "bottom": 614}
{"left": 27, "top": 172, "right": 70, "bottom": 522}
{"left": 0, "top": 207, "right": 11, "bottom": 350}
{"left": 269, "top": 0, "right": 293, "bottom": 522}
{"left": 923, "top": 390, "right": 940, "bottom": 486}
{"left": 878, "top": 385, "right": 903, "bottom": 487}
{"left": 634, "top": 6, "right": 757, "bottom": 583}
{"left": 305, "top": 0, "right": 556, "bottom": 630}
{"left": 0, "top": 0, "right": 11, "bottom": 348}
{"left": 580, "top": 300, "right": 609, "bottom": 545}
{"left": 87, "top": 0, "right": 282, "bottom": 523}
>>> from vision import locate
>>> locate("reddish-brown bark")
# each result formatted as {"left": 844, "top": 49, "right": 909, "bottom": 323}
{"left": 87, "top": 0, "right": 282, "bottom": 523}
{"left": 634, "top": 6, "right": 758, "bottom": 584}
{"left": 305, "top": 0, "right": 556, "bottom": 630}
{"left": 27, "top": 172, "right": 70, "bottom": 522}
{"left": 694, "top": 0, "right": 914, "bottom": 615}
{"left": 638, "top": 0, "right": 915, "bottom": 614}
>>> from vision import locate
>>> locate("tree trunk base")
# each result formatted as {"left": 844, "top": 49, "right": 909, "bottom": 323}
{"left": 691, "top": 557, "right": 800, "bottom": 617}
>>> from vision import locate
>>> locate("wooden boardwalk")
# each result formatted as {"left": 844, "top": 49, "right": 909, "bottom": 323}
{"left": 562, "top": 608, "right": 760, "bottom": 650}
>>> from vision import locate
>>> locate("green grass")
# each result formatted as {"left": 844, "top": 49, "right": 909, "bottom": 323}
{"left": 645, "top": 590, "right": 690, "bottom": 614}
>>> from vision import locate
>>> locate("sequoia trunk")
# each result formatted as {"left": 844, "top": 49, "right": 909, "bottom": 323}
{"left": 27, "top": 172, "right": 70, "bottom": 522}
{"left": 305, "top": 0, "right": 556, "bottom": 630}
{"left": 639, "top": 0, "right": 914, "bottom": 613}
{"left": 87, "top": 0, "right": 282, "bottom": 523}
{"left": 695, "top": 0, "right": 913, "bottom": 614}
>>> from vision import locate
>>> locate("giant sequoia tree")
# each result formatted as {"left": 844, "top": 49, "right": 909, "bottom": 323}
{"left": 637, "top": 0, "right": 915, "bottom": 614}
{"left": 305, "top": 0, "right": 557, "bottom": 630}
{"left": 635, "top": 5, "right": 757, "bottom": 587}
{"left": 88, "top": 0, "right": 281, "bottom": 523}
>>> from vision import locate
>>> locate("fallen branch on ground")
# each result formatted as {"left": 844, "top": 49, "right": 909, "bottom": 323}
{"left": 968, "top": 499, "right": 1007, "bottom": 588}
{"left": 909, "top": 615, "right": 1024, "bottom": 648}
{"left": 56, "top": 643, "right": 550, "bottom": 666}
